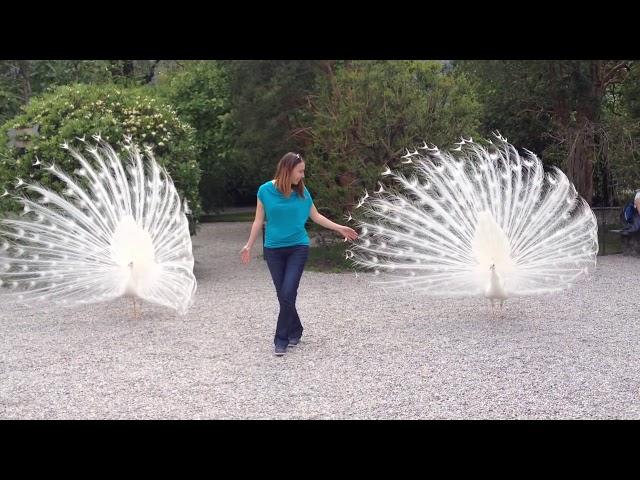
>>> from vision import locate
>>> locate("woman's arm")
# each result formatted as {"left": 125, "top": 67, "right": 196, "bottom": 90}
{"left": 309, "top": 204, "right": 341, "bottom": 231}
{"left": 309, "top": 204, "right": 358, "bottom": 240}
{"left": 240, "top": 199, "right": 265, "bottom": 264}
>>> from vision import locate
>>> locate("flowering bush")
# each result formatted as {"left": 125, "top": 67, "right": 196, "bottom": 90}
{"left": 0, "top": 83, "right": 201, "bottom": 218}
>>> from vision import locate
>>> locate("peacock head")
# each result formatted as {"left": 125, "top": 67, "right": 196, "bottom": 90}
{"left": 127, "top": 261, "right": 133, "bottom": 269}
{"left": 489, "top": 263, "right": 495, "bottom": 271}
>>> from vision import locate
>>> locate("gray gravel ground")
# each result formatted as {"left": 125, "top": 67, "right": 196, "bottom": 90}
{"left": 1, "top": 222, "right": 639, "bottom": 419}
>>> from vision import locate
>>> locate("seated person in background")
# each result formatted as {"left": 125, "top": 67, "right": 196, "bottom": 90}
{"left": 622, "top": 191, "right": 640, "bottom": 235}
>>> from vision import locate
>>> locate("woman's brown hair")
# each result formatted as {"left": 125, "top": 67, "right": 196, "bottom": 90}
{"left": 274, "top": 152, "right": 305, "bottom": 198}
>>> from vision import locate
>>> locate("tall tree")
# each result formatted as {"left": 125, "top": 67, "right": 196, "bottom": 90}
{"left": 458, "top": 60, "right": 632, "bottom": 205}
{"left": 301, "top": 60, "right": 482, "bottom": 219}
{"left": 156, "top": 60, "right": 236, "bottom": 212}
{"left": 548, "top": 61, "right": 630, "bottom": 205}
{"left": 224, "top": 60, "right": 321, "bottom": 205}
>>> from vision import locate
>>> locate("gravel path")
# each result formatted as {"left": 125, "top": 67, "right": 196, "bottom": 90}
{"left": 1, "top": 222, "right": 639, "bottom": 419}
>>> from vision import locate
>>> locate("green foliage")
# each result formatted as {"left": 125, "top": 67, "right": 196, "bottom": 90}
{"left": 0, "top": 60, "right": 164, "bottom": 125}
{"left": 156, "top": 61, "right": 235, "bottom": 212}
{"left": 455, "top": 60, "right": 557, "bottom": 160}
{"left": 4, "top": 59, "right": 640, "bottom": 215}
{"left": 305, "top": 243, "right": 351, "bottom": 273}
{"left": 607, "top": 62, "right": 640, "bottom": 199}
{"left": 0, "top": 77, "right": 22, "bottom": 126}
{"left": 455, "top": 60, "right": 609, "bottom": 167}
{"left": 225, "top": 60, "right": 320, "bottom": 205}
{"left": 601, "top": 113, "right": 640, "bottom": 201}
{"left": 621, "top": 62, "right": 640, "bottom": 119}
{"left": 0, "top": 83, "right": 201, "bottom": 216}
{"left": 456, "top": 60, "right": 637, "bottom": 205}
{"left": 302, "top": 60, "right": 482, "bottom": 219}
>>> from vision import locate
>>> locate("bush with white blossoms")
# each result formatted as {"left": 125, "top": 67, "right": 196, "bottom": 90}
{"left": 0, "top": 83, "right": 202, "bottom": 217}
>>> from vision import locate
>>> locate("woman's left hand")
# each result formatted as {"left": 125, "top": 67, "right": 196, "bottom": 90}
{"left": 337, "top": 225, "right": 358, "bottom": 241}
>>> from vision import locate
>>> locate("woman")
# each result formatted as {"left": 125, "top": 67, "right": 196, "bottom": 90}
{"left": 240, "top": 152, "right": 358, "bottom": 356}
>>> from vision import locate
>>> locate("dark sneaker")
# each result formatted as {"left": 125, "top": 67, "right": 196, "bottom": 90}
{"left": 288, "top": 337, "right": 301, "bottom": 347}
{"left": 274, "top": 345, "right": 287, "bottom": 356}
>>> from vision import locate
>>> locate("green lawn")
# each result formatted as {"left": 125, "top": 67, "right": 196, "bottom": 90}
{"left": 305, "top": 243, "right": 353, "bottom": 273}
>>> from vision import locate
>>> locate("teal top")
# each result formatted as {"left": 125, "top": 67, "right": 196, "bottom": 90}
{"left": 257, "top": 180, "right": 313, "bottom": 248}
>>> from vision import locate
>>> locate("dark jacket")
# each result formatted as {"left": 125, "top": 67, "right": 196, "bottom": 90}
{"left": 623, "top": 209, "right": 640, "bottom": 234}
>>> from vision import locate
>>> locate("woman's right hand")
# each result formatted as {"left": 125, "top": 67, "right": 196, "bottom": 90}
{"left": 336, "top": 225, "right": 358, "bottom": 241}
{"left": 240, "top": 245, "right": 251, "bottom": 264}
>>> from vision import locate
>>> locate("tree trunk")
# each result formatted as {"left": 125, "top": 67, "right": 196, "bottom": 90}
{"left": 16, "top": 60, "right": 32, "bottom": 104}
{"left": 597, "top": 127, "right": 614, "bottom": 207}
{"left": 143, "top": 60, "right": 161, "bottom": 84}
{"left": 565, "top": 120, "right": 596, "bottom": 204}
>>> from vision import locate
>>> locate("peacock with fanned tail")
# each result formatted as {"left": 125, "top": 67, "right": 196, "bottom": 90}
{"left": 347, "top": 133, "right": 598, "bottom": 311}
{"left": 0, "top": 135, "right": 196, "bottom": 315}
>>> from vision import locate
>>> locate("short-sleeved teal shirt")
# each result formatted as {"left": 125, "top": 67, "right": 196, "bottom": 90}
{"left": 257, "top": 180, "right": 313, "bottom": 248}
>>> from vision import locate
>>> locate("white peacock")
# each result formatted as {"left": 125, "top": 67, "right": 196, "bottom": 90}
{"left": 0, "top": 135, "right": 197, "bottom": 316}
{"left": 347, "top": 133, "right": 598, "bottom": 312}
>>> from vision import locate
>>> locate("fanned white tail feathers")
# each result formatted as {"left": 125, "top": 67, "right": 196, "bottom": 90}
{"left": 0, "top": 138, "right": 196, "bottom": 314}
{"left": 349, "top": 135, "right": 599, "bottom": 297}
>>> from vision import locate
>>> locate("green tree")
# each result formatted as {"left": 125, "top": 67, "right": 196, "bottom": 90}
{"left": 458, "top": 60, "right": 633, "bottom": 205}
{"left": 301, "top": 60, "right": 482, "bottom": 219}
{"left": 225, "top": 60, "right": 320, "bottom": 205}
{"left": 455, "top": 60, "right": 555, "bottom": 157}
{"left": 156, "top": 60, "right": 235, "bottom": 212}
{"left": 601, "top": 62, "right": 640, "bottom": 202}
{"left": 0, "top": 60, "right": 168, "bottom": 125}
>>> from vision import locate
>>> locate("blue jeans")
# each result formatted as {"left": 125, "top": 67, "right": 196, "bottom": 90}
{"left": 263, "top": 245, "right": 309, "bottom": 348}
